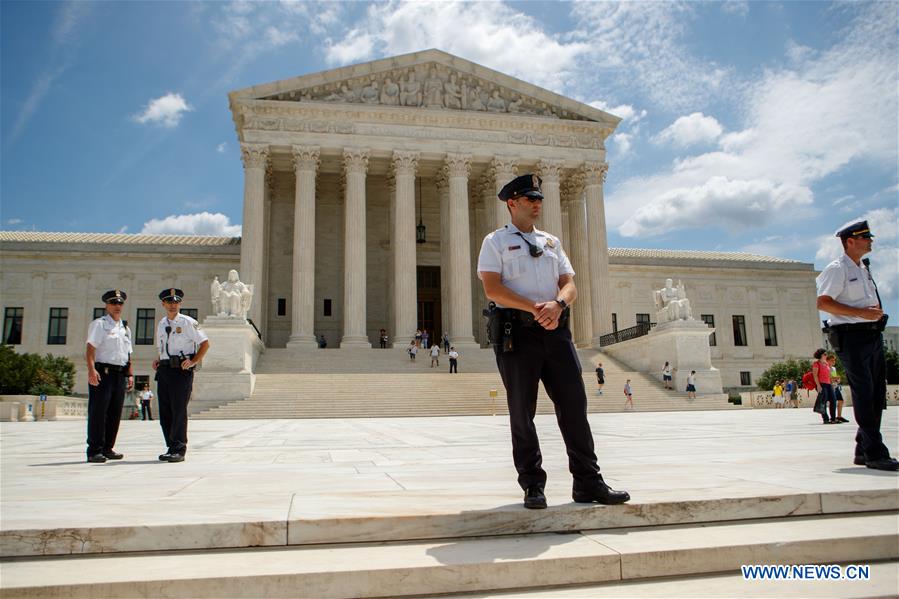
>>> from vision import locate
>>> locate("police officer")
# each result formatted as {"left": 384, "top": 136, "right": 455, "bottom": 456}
{"left": 85, "top": 290, "right": 133, "bottom": 463}
{"left": 152, "top": 288, "right": 209, "bottom": 463}
{"left": 477, "top": 174, "right": 630, "bottom": 509}
{"left": 817, "top": 220, "right": 897, "bottom": 471}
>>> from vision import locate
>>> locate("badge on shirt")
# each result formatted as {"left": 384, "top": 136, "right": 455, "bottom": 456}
{"left": 545, "top": 238, "right": 555, "bottom": 249}
{"left": 176, "top": 327, "right": 182, "bottom": 334}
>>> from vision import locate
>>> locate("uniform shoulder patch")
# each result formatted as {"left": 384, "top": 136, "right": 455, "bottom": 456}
{"left": 545, "top": 238, "right": 555, "bottom": 249}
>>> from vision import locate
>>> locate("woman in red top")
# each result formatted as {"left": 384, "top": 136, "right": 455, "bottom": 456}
{"left": 812, "top": 348, "right": 836, "bottom": 424}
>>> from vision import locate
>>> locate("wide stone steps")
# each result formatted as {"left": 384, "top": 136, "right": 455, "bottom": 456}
{"left": 194, "top": 348, "right": 727, "bottom": 418}
{"left": 3, "top": 510, "right": 895, "bottom": 598}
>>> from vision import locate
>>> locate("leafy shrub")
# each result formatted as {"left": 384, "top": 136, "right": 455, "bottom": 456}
{"left": 0, "top": 345, "right": 75, "bottom": 395}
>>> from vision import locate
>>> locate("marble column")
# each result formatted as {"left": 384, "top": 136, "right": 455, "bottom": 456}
{"left": 437, "top": 171, "right": 449, "bottom": 338}
{"left": 287, "top": 146, "right": 320, "bottom": 349}
{"left": 566, "top": 176, "right": 593, "bottom": 347}
{"left": 537, "top": 160, "right": 564, "bottom": 237}
{"left": 391, "top": 151, "right": 420, "bottom": 348}
{"left": 584, "top": 161, "right": 612, "bottom": 344}
{"left": 445, "top": 153, "right": 477, "bottom": 346}
{"left": 340, "top": 149, "right": 371, "bottom": 348}
{"left": 239, "top": 143, "right": 269, "bottom": 328}
{"left": 490, "top": 156, "right": 518, "bottom": 230}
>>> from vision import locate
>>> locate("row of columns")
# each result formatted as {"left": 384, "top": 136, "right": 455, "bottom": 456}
{"left": 239, "top": 143, "right": 612, "bottom": 349}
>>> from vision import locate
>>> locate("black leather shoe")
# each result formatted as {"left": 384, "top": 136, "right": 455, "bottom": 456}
{"left": 523, "top": 487, "right": 547, "bottom": 509}
{"left": 164, "top": 453, "right": 185, "bottom": 463}
{"left": 853, "top": 456, "right": 866, "bottom": 466}
{"left": 87, "top": 454, "right": 107, "bottom": 463}
{"left": 573, "top": 481, "right": 630, "bottom": 505}
{"left": 159, "top": 452, "right": 173, "bottom": 461}
{"left": 837, "top": 417, "right": 850, "bottom": 423}
{"left": 865, "top": 457, "right": 899, "bottom": 471}
{"left": 103, "top": 450, "right": 123, "bottom": 460}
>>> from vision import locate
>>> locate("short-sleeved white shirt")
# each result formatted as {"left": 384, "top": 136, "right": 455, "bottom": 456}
{"left": 430, "top": 345, "right": 440, "bottom": 357}
{"left": 816, "top": 254, "right": 880, "bottom": 325}
{"left": 156, "top": 313, "right": 208, "bottom": 359}
{"left": 477, "top": 223, "right": 574, "bottom": 307}
{"left": 449, "top": 350, "right": 459, "bottom": 360}
{"left": 86, "top": 314, "right": 132, "bottom": 366}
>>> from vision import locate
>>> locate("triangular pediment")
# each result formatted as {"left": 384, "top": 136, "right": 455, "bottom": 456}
{"left": 230, "top": 49, "right": 619, "bottom": 125}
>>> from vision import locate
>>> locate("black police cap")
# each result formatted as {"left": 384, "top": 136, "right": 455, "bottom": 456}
{"left": 159, "top": 288, "right": 184, "bottom": 302}
{"left": 101, "top": 289, "right": 127, "bottom": 304}
{"left": 498, "top": 173, "right": 544, "bottom": 202}
{"left": 835, "top": 220, "right": 874, "bottom": 239}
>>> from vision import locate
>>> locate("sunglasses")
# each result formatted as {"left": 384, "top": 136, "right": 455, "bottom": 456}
{"left": 515, "top": 195, "right": 543, "bottom": 203}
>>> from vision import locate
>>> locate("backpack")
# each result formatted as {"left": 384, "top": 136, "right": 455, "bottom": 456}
{"left": 801, "top": 370, "right": 816, "bottom": 390}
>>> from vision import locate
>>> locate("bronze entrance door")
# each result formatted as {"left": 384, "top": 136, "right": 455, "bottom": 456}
{"left": 416, "top": 266, "right": 441, "bottom": 346}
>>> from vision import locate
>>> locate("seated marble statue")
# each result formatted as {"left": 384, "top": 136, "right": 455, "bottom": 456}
{"left": 216, "top": 270, "right": 254, "bottom": 319}
{"left": 654, "top": 278, "right": 693, "bottom": 323}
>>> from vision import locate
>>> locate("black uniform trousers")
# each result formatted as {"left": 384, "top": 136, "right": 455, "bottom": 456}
{"left": 495, "top": 323, "right": 601, "bottom": 491}
{"left": 156, "top": 366, "right": 193, "bottom": 454}
{"left": 86, "top": 366, "right": 126, "bottom": 456}
{"left": 834, "top": 329, "right": 889, "bottom": 461}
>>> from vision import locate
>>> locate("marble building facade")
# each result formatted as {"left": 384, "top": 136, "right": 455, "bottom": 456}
{"left": 0, "top": 51, "right": 827, "bottom": 392}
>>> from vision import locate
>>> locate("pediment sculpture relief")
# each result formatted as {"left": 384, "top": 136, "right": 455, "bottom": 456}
{"left": 261, "top": 64, "right": 591, "bottom": 122}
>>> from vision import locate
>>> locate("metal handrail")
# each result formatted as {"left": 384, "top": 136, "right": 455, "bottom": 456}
{"left": 246, "top": 318, "right": 262, "bottom": 341}
{"left": 599, "top": 322, "right": 653, "bottom": 347}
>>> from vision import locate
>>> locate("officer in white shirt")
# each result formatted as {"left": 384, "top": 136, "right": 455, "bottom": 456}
{"left": 816, "top": 220, "right": 896, "bottom": 471}
{"left": 477, "top": 173, "right": 630, "bottom": 509}
{"left": 152, "top": 288, "right": 209, "bottom": 463}
{"left": 85, "top": 289, "right": 133, "bottom": 463}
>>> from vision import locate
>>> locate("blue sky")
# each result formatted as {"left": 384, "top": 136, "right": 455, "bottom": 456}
{"left": 2, "top": 1, "right": 897, "bottom": 309}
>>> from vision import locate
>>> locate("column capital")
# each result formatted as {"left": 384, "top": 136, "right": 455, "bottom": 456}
{"left": 343, "top": 148, "right": 370, "bottom": 174}
{"left": 445, "top": 153, "right": 472, "bottom": 178}
{"left": 582, "top": 161, "right": 609, "bottom": 186}
{"left": 562, "top": 172, "right": 586, "bottom": 202}
{"left": 391, "top": 150, "right": 420, "bottom": 176}
{"left": 240, "top": 144, "right": 269, "bottom": 169}
{"left": 490, "top": 156, "right": 519, "bottom": 183}
{"left": 292, "top": 146, "right": 321, "bottom": 172}
{"left": 536, "top": 159, "right": 564, "bottom": 183}
{"left": 435, "top": 168, "right": 449, "bottom": 191}
{"left": 265, "top": 163, "right": 276, "bottom": 195}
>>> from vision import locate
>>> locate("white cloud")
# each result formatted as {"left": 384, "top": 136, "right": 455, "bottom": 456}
{"left": 132, "top": 93, "right": 193, "bottom": 128}
{"left": 815, "top": 206, "right": 899, "bottom": 303}
{"left": 619, "top": 177, "right": 813, "bottom": 237}
{"left": 611, "top": 133, "right": 633, "bottom": 156}
{"left": 588, "top": 101, "right": 647, "bottom": 125}
{"left": 216, "top": 143, "right": 227, "bottom": 153}
{"left": 140, "top": 212, "right": 241, "bottom": 236}
{"left": 265, "top": 26, "right": 298, "bottom": 47}
{"left": 117, "top": 225, "right": 129, "bottom": 234}
{"left": 570, "top": 2, "right": 734, "bottom": 112}
{"left": 720, "top": 1, "right": 750, "bottom": 18}
{"left": 611, "top": 3, "right": 897, "bottom": 238}
{"left": 6, "top": 218, "right": 23, "bottom": 225}
{"left": 324, "top": 1, "right": 589, "bottom": 91}
{"left": 654, "top": 112, "right": 723, "bottom": 147}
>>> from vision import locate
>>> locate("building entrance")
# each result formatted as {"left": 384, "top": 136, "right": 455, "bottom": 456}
{"left": 416, "top": 266, "right": 442, "bottom": 346}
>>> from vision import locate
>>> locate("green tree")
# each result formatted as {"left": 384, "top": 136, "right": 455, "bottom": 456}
{"left": 0, "top": 346, "right": 75, "bottom": 396}
{"left": 757, "top": 358, "right": 813, "bottom": 391}
{"left": 886, "top": 348, "right": 899, "bottom": 384}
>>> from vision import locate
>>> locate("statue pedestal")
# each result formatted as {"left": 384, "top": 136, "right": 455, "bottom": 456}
{"left": 191, "top": 317, "right": 265, "bottom": 413}
{"left": 603, "top": 319, "right": 723, "bottom": 394}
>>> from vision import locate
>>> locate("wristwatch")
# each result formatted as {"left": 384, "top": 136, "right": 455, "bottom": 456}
{"left": 555, "top": 298, "right": 567, "bottom": 309}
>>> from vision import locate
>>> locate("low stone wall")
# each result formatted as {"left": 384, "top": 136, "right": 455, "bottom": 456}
{"left": 739, "top": 385, "right": 899, "bottom": 409}
{"left": 0, "top": 395, "right": 88, "bottom": 421}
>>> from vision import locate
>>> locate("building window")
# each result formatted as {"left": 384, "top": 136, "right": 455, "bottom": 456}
{"left": 3, "top": 307, "right": 24, "bottom": 345}
{"left": 135, "top": 309, "right": 155, "bottom": 345}
{"left": 182, "top": 308, "right": 198, "bottom": 320}
{"left": 763, "top": 315, "right": 778, "bottom": 347}
{"left": 277, "top": 299, "right": 286, "bottom": 317}
{"left": 323, "top": 299, "right": 332, "bottom": 317}
{"left": 701, "top": 314, "right": 716, "bottom": 346}
{"left": 93, "top": 307, "right": 106, "bottom": 320}
{"left": 635, "top": 313, "right": 650, "bottom": 326}
{"left": 47, "top": 308, "right": 68, "bottom": 345}
{"left": 611, "top": 313, "right": 618, "bottom": 333}
{"left": 740, "top": 371, "right": 752, "bottom": 386}
{"left": 732, "top": 315, "right": 747, "bottom": 346}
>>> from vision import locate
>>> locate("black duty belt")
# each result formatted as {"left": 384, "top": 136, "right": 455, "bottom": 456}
{"left": 158, "top": 355, "right": 195, "bottom": 368}
{"left": 95, "top": 363, "right": 128, "bottom": 374}
{"left": 826, "top": 321, "right": 883, "bottom": 332}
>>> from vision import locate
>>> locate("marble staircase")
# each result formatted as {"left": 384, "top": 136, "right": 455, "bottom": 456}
{"left": 2, "top": 491, "right": 896, "bottom": 597}
{"left": 193, "top": 348, "right": 729, "bottom": 418}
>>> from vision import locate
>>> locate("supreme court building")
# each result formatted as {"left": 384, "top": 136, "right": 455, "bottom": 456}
{"left": 0, "top": 50, "right": 824, "bottom": 391}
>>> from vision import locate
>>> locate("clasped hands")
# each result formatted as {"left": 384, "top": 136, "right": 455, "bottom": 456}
{"left": 533, "top": 301, "right": 563, "bottom": 330}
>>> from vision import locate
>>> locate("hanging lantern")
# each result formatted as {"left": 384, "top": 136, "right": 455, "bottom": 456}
{"left": 415, "top": 177, "right": 426, "bottom": 244}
